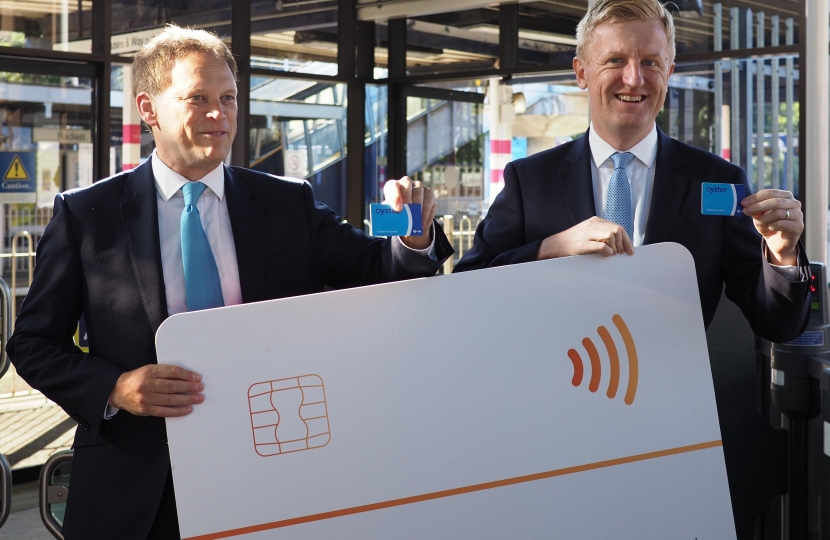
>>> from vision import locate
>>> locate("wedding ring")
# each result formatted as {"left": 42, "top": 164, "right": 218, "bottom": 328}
{"left": 785, "top": 209, "right": 790, "bottom": 220}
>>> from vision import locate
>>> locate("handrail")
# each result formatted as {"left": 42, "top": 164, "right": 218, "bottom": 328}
{"left": 0, "top": 277, "right": 11, "bottom": 380}
{"left": 10, "top": 231, "right": 34, "bottom": 326}
{"left": 0, "top": 453, "right": 10, "bottom": 530}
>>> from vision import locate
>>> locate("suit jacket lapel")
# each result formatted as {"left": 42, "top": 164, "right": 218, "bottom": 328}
{"left": 121, "top": 160, "right": 167, "bottom": 333}
{"left": 225, "top": 167, "right": 265, "bottom": 303}
{"left": 644, "top": 129, "right": 689, "bottom": 244}
{"left": 558, "top": 132, "right": 596, "bottom": 225}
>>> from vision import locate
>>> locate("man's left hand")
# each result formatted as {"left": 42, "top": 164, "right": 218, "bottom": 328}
{"left": 382, "top": 177, "right": 436, "bottom": 250}
{"left": 742, "top": 189, "right": 803, "bottom": 266}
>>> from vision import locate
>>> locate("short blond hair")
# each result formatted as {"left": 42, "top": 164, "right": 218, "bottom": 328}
{"left": 575, "top": 0, "right": 676, "bottom": 63}
{"left": 132, "top": 24, "right": 238, "bottom": 97}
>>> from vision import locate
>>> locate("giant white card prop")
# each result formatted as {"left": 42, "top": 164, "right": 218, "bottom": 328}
{"left": 159, "top": 242, "right": 736, "bottom": 540}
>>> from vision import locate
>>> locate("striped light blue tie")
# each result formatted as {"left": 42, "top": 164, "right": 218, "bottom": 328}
{"left": 605, "top": 152, "right": 635, "bottom": 240}
{"left": 181, "top": 181, "right": 224, "bottom": 311}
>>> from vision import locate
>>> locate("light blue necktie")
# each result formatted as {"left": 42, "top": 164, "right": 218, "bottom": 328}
{"left": 605, "top": 152, "right": 635, "bottom": 240}
{"left": 181, "top": 181, "right": 224, "bottom": 311}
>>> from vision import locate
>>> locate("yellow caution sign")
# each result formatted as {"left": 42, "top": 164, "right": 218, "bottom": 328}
{"left": 4, "top": 155, "right": 29, "bottom": 180}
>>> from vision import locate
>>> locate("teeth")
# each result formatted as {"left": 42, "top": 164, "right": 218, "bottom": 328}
{"left": 617, "top": 95, "right": 642, "bottom": 102}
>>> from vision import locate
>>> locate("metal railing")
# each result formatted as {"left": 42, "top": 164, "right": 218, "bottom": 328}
{"left": 9, "top": 231, "right": 34, "bottom": 325}
{"left": 440, "top": 214, "right": 479, "bottom": 274}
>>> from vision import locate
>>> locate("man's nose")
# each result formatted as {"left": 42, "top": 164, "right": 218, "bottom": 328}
{"left": 623, "top": 60, "right": 644, "bottom": 87}
{"left": 206, "top": 99, "right": 226, "bottom": 119}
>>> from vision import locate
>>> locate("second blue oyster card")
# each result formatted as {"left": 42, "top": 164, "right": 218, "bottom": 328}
{"left": 370, "top": 203, "right": 423, "bottom": 236}
{"left": 701, "top": 183, "right": 746, "bottom": 216}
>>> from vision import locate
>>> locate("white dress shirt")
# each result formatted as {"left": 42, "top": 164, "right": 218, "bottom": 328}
{"left": 588, "top": 123, "right": 796, "bottom": 277}
{"left": 152, "top": 152, "right": 243, "bottom": 315}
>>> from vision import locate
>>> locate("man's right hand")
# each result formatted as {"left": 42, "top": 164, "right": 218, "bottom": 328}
{"left": 109, "top": 364, "right": 204, "bottom": 417}
{"left": 536, "top": 217, "right": 634, "bottom": 260}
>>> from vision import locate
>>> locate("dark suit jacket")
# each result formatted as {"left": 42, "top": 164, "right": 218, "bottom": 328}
{"left": 454, "top": 128, "right": 809, "bottom": 342}
{"left": 7, "top": 159, "right": 452, "bottom": 539}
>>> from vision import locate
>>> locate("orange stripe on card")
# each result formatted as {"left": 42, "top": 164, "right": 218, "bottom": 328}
{"left": 183, "top": 440, "right": 723, "bottom": 540}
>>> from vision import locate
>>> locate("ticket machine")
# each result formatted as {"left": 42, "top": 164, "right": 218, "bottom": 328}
{"left": 768, "top": 262, "right": 830, "bottom": 538}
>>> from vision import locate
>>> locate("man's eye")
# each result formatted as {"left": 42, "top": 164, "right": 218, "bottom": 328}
{"left": 643, "top": 60, "right": 657, "bottom": 67}
{"left": 608, "top": 58, "right": 622, "bottom": 64}
{"left": 222, "top": 95, "right": 237, "bottom": 102}
{"left": 191, "top": 95, "right": 205, "bottom": 101}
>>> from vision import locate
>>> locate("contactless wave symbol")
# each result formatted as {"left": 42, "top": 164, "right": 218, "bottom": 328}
{"left": 566, "top": 314, "right": 639, "bottom": 405}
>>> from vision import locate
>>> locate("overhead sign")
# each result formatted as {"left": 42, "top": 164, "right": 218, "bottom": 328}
{"left": 56, "top": 28, "right": 164, "bottom": 55}
{"left": 159, "top": 243, "right": 736, "bottom": 540}
{"left": 0, "top": 152, "right": 36, "bottom": 203}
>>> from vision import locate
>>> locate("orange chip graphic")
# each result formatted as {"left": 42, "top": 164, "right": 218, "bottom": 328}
{"left": 248, "top": 375, "right": 331, "bottom": 457}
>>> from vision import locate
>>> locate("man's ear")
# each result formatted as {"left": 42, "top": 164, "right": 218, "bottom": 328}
{"left": 573, "top": 56, "right": 588, "bottom": 90}
{"left": 135, "top": 92, "right": 158, "bottom": 128}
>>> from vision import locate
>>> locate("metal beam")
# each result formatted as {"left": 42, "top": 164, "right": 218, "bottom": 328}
{"left": 404, "top": 86, "right": 485, "bottom": 104}
{"left": 387, "top": 18, "right": 407, "bottom": 180}
{"left": 499, "top": 4, "right": 519, "bottom": 71}
{"left": 231, "top": 0, "right": 252, "bottom": 168}
{"left": 91, "top": 0, "right": 110, "bottom": 183}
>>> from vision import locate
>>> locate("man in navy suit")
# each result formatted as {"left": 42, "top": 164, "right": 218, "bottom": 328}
{"left": 455, "top": 0, "right": 809, "bottom": 341}
{"left": 8, "top": 26, "right": 451, "bottom": 539}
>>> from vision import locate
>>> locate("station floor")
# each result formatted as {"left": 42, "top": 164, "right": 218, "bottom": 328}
{"left": 1, "top": 481, "right": 54, "bottom": 539}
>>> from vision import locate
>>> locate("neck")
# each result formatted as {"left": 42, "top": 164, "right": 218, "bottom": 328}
{"left": 591, "top": 124, "right": 652, "bottom": 152}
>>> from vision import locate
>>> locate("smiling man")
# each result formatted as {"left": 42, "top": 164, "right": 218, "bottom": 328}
{"left": 8, "top": 25, "right": 452, "bottom": 539}
{"left": 454, "top": 0, "right": 809, "bottom": 341}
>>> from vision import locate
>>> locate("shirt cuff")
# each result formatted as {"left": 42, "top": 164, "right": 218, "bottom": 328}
{"left": 104, "top": 402, "right": 119, "bottom": 419}
{"left": 768, "top": 263, "right": 800, "bottom": 281}
{"left": 395, "top": 232, "right": 437, "bottom": 261}
{"left": 764, "top": 242, "right": 802, "bottom": 281}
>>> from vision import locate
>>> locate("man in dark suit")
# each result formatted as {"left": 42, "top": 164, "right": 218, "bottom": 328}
{"left": 7, "top": 26, "right": 451, "bottom": 539}
{"left": 455, "top": 0, "right": 809, "bottom": 341}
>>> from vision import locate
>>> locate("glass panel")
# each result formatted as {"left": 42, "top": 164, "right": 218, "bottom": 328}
{"left": 49, "top": 459, "right": 72, "bottom": 526}
{"left": 0, "top": 0, "right": 92, "bottom": 52}
{"left": 0, "top": 66, "right": 89, "bottom": 471}
{"left": 109, "top": 1, "right": 231, "bottom": 57}
{"left": 111, "top": 63, "right": 155, "bottom": 175}
{"left": 398, "top": 82, "right": 486, "bottom": 269}
{"left": 250, "top": 0, "right": 338, "bottom": 76}
{"left": 248, "top": 76, "right": 347, "bottom": 216}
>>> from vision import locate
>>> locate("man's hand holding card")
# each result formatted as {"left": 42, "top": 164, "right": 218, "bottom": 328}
{"left": 380, "top": 177, "right": 437, "bottom": 250}
{"left": 741, "top": 188, "right": 803, "bottom": 266}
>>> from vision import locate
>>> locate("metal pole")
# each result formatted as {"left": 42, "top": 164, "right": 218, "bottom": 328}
{"left": 730, "top": 8, "right": 741, "bottom": 167}
{"left": 785, "top": 19, "right": 795, "bottom": 193}
{"left": 804, "top": 0, "right": 829, "bottom": 264}
{"left": 756, "top": 12, "right": 765, "bottom": 190}
{"left": 771, "top": 15, "right": 780, "bottom": 190}
{"left": 714, "top": 3, "right": 723, "bottom": 158}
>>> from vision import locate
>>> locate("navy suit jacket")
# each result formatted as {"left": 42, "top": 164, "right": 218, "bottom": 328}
{"left": 455, "top": 128, "right": 809, "bottom": 342}
{"left": 7, "top": 159, "right": 453, "bottom": 539}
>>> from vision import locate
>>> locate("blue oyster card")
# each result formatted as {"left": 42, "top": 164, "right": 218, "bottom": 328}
{"left": 701, "top": 183, "right": 746, "bottom": 216}
{"left": 370, "top": 204, "right": 423, "bottom": 236}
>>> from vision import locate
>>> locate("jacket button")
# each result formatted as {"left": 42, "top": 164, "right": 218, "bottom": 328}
{"left": 161, "top": 433, "right": 168, "bottom": 443}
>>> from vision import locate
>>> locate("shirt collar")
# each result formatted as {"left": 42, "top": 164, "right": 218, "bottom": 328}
{"left": 588, "top": 123, "right": 658, "bottom": 169}
{"left": 151, "top": 150, "right": 226, "bottom": 202}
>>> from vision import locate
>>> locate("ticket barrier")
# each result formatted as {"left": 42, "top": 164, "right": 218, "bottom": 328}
{"left": 0, "top": 276, "right": 14, "bottom": 532}
{"left": 764, "top": 262, "right": 830, "bottom": 539}
{"left": 39, "top": 450, "right": 71, "bottom": 539}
